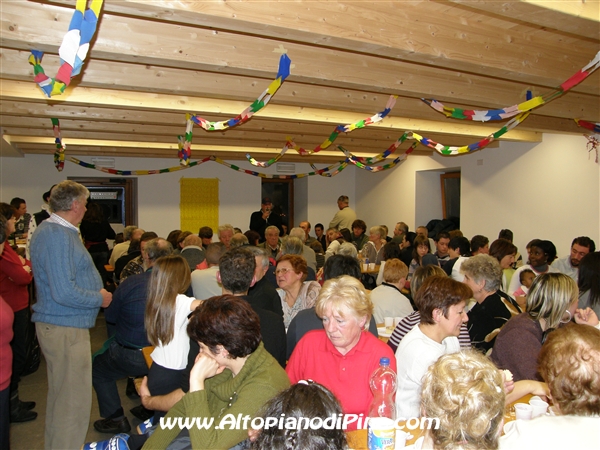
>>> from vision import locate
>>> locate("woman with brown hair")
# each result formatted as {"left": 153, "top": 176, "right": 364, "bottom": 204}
{"left": 145, "top": 255, "right": 200, "bottom": 410}
{"left": 395, "top": 275, "right": 472, "bottom": 418}
{"left": 276, "top": 254, "right": 320, "bottom": 328}
{"left": 144, "top": 295, "right": 290, "bottom": 449}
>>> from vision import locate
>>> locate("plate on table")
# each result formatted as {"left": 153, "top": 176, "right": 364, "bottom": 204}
{"left": 377, "top": 327, "right": 393, "bottom": 338}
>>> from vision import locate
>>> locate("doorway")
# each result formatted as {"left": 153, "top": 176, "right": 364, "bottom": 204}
{"left": 261, "top": 179, "right": 294, "bottom": 232}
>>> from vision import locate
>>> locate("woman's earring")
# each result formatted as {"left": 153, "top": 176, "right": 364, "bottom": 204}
{"left": 560, "top": 309, "right": 572, "bottom": 324}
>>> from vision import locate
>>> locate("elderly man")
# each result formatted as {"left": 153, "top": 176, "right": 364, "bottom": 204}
{"left": 289, "top": 227, "right": 317, "bottom": 271}
{"left": 249, "top": 197, "right": 283, "bottom": 242}
{"left": 30, "top": 180, "right": 113, "bottom": 449}
{"left": 299, "top": 221, "right": 316, "bottom": 245}
{"left": 391, "top": 221, "right": 409, "bottom": 244}
{"left": 553, "top": 236, "right": 596, "bottom": 281}
{"left": 259, "top": 225, "right": 281, "bottom": 261}
{"left": 179, "top": 234, "right": 206, "bottom": 271}
{"left": 92, "top": 238, "right": 172, "bottom": 434}
{"left": 109, "top": 226, "right": 143, "bottom": 267}
{"left": 190, "top": 242, "right": 226, "bottom": 300}
{"left": 328, "top": 195, "right": 356, "bottom": 231}
{"left": 217, "top": 224, "right": 234, "bottom": 250}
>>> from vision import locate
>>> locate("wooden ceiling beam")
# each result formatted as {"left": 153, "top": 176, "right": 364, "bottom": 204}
{"left": 14, "top": 142, "right": 433, "bottom": 163}
{"left": 3, "top": 2, "right": 599, "bottom": 100}
{"left": 0, "top": 97, "right": 585, "bottom": 138}
{"left": 0, "top": 79, "right": 542, "bottom": 143}
{"left": 37, "top": 0, "right": 599, "bottom": 78}
{"left": 443, "top": 0, "right": 600, "bottom": 40}
{"left": 1, "top": 48, "right": 597, "bottom": 126}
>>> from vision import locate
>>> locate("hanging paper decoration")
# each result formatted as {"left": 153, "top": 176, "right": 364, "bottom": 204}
{"left": 245, "top": 95, "right": 398, "bottom": 167}
{"left": 68, "top": 155, "right": 351, "bottom": 178}
{"left": 410, "top": 112, "right": 531, "bottom": 155}
{"left": 585, "top": 136, "right": 599, "bottom": 163}
{"left": 29, "top": 0, "right": 104, "bottom": 98}
{"left": 574, "top": 119, "right": 600, "bottom": 163}
{"left": 177, "top": 115, "right": 194, "bottom": 165}
{"left": 423, "top": 51, "right": 600, "bottom": 122}
{"left": 178, "top": 54, "right": 291, "bottom": 165}
{"left": 574, "top": 119, "right": 600, "bottom": 134}
{"left": 189, "top": 54, "right": 291, "bottom": 132}
{"left": 51, "top": 118, "right": 66, "bottom": 171}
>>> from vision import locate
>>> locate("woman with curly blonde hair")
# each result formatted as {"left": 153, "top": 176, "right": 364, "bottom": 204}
{"left": 421, "top": 350, "right": 505, "bottom": 450}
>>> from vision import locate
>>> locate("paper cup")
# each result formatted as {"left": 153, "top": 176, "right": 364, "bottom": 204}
{"left": 369, "top": 262, "right": 376, "bottom": 270}
{"left": 363, "top": 263, "right": 369, "bottom": 271}
{"left": 514, "top": 403, "right": 533, "bottom": 420}
{"left": 503, "top": 420, "right": 517, "bottom": 435}
{"left": 384, "top": 317, "right": 394, "bottom": 328}
{"left": 395, "top": 429, "right": 408, "bottom": 448}
{"left": 368, "top": 417, "right": 395, "bottom": 450}
{"left": 529, "top": 399, "right": 548, "bottom": 418}
{"left": 394, "top": 317, "right": 402, "bottom": 327}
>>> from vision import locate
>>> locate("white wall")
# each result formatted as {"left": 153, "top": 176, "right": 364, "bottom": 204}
{"left": 355, "top": 133, "right": 600, "bottom": 258}
{"left": 0, "top": 153, "right": 356, "bottom": 238}
{"left": 2, "top": 133, "right": 597, "bottom": 256}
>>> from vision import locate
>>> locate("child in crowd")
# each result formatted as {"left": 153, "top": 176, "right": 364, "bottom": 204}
{"left": 513, "top": 268, "right": 535, "bottom": 297}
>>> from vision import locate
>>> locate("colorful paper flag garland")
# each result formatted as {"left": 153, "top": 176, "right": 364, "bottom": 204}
{"left": 68, "top": 155, "right": 353, "bottom": 179}
{"left": 178, "top": 54, "right": 292, "bottom": 165}
{"left": 29, "top": 0, "right": 104, "bottom": 98}
{"left": 574, "top": 119, "right": 600, "bottom": 134}
{"left": 51, "top": 118, "right": 66, "bottom": 171}
{"left": 245, "top": 95, "right": 398, "bottom": 167}
{"left": 423, "top": 51, "right": 600, "bottom": 122}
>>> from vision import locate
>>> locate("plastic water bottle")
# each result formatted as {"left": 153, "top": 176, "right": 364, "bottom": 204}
{"left": 368, "top": 357, "right": 397, "bottom": 420}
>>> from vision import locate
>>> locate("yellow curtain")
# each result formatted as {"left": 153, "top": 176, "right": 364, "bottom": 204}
{"left": 180, "top": 178, "right": 219, "bottom": 232}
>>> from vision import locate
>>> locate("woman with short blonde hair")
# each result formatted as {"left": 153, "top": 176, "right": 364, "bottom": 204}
{"left": 286, "top": 275, "right": 395, "bottom": 431}
{"left": 422, "top": 350, "right": 505, "bottom": 450}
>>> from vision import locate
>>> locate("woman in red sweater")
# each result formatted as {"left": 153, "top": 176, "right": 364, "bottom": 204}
{"left": 0, "top": 203, "right": 36, "bottom": 423}
{"left": 0, "top": 214, "right": 15, "bottom": 449}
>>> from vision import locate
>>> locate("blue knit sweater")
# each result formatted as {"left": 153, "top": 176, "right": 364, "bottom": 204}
{"left": 30, "top": 220, "right": 103, "bottom": 328}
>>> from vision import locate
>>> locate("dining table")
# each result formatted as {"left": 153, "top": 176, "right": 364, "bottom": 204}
{"left": 346, "top": 394, "right": 534, "bottom": 449}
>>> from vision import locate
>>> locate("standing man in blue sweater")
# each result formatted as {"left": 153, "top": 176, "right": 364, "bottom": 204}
{"left": 30, "top": 180, "right": 113, "bottom": 450}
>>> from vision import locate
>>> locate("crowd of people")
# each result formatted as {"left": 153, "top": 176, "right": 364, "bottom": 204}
{"left": 1, "top": 185, "right": 599, "bottom": 450}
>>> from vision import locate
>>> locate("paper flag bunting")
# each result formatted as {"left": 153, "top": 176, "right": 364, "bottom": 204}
{"left": 245, "top": 95, "right": 398, "bottom": 167}
{"left": 423, "top": 51, "right": 600, "bottom": 122}
{"left": 68, "top": 155, "right": 351, "bottom": 179}
{"left": 179, "top": 54, "right": 291, "bottom": 165}
{"left": 51, "top": 118, "right": 65, "bottom": 171}
{"left": 574, "top": 119, "right": 600, "bottom": 134}
{"left": 29, "top": 0, "right": 103, "bottom": 98}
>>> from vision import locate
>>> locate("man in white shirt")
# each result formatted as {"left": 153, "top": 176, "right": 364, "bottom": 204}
{"left": 190, "top": 242, "right": 225, "bottom": 299}
{"left": 552, "top": 236, "right": 595, "bottom": 281}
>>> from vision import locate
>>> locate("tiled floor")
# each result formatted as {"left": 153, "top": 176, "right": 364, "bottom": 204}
{"left": 11, "top": 312, "right": 143, "bottom": 449}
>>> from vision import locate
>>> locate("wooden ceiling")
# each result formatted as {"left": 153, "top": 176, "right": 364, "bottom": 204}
{"left": 1, "top": 0, "right": 599, "bottom": 165}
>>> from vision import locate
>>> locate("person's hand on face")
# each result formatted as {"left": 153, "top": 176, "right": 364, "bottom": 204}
{"left": 189, "top": 346, "right": 226, "bottom": 392}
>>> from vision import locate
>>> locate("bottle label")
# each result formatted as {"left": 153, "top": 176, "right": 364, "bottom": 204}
{"left": 367, "top": 417, "right": 395, "bottom": 450}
